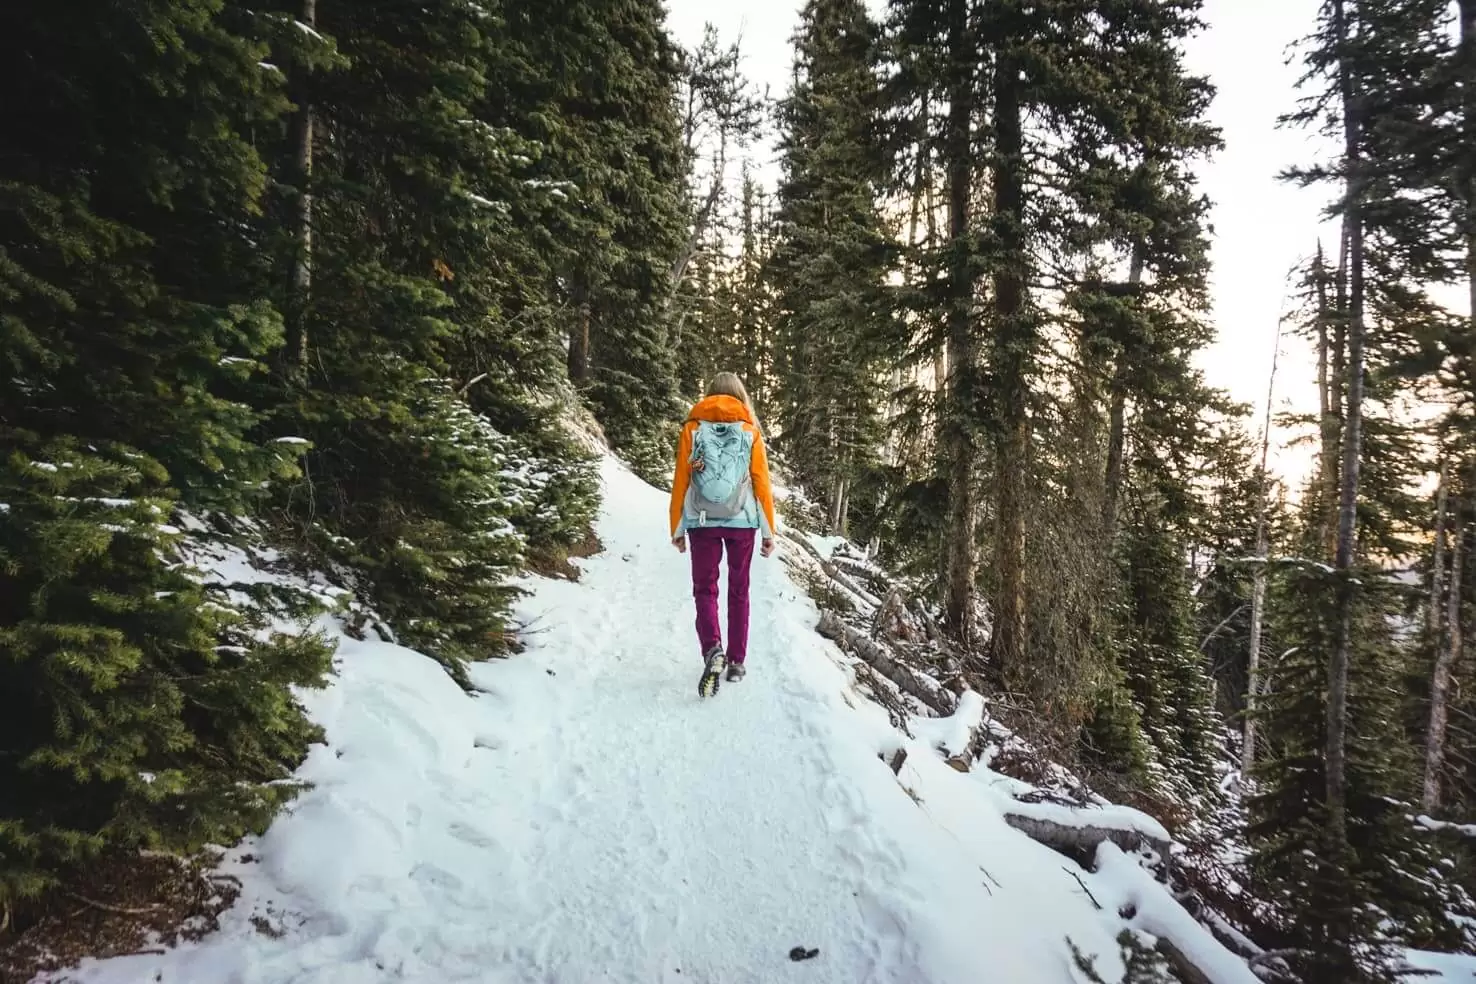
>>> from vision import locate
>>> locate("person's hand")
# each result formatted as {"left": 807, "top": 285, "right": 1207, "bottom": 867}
{"left": 760, "top": 538, "right": 775, "bottom": 558}
{"left": 673, "top": 535, "right": 687, "bottom": 554}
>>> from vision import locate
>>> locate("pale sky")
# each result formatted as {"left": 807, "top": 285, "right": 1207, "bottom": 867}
{"left": 662, "top": 0, "right": 1423, "bottom": 491}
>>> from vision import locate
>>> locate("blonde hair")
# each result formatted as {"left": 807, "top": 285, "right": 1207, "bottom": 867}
{"left": 706, "top": 372, "right": 753, "bottom": 411}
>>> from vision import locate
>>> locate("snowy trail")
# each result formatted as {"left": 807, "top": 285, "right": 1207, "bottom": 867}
{"left": 417, "top": 458, "right": 1070, "bottom": 983}
{"left": 59, "top": 456, "right": 1192, "bottom": 984}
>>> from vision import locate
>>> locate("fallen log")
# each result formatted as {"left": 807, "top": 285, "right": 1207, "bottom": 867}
{"left": 852, "top": 662, "right": 913, "bottom": 732}
{"left": 828, "top": 565, "right": 883, "bottom": 610}
{"left": 783, "top": 530, "right": 829, "bottom": 566}
{"left": 1173, "top": 887, "right": 1288, "bottom": 976}
{"left": 1097, "top": 848, "right": 1261, "bottom": 984}
{"left": 830, "top": 554, "right": 893, "bottom": 596}
{"left": 872, "top": 585, "right": 921, "bottom": 643}
{"left": 783, "top": 532, "right": 885, "bottom": 609}
{"left": 911, "top": 598, "right": 944, "bottom": 644}
{"left": 817, "top": 609, "right": 957, "bottom": 716}
{"left": 1156, "top": 937, "right": 1216, "bottom": 984}
{"left": 1001, "top": 808, "right": 1172, "bottom": 870}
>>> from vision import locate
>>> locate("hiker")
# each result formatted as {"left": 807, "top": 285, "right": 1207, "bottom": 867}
{"left": 669, "top": 372, "right": 777, "bottom": 698}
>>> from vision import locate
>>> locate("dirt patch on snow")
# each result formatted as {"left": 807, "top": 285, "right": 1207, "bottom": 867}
{"left": 526, "top": 529, "right": 604, "bottom": 582}
{"left": 0, "top": 852, "right": 240, "bottom": 983}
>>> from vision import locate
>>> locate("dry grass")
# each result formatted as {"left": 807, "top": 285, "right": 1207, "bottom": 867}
{"left": 0, "top": 852, "right": 241, "bottom": 983}
{"left": 525, "top": 529, "right": 604, "bottom": 582}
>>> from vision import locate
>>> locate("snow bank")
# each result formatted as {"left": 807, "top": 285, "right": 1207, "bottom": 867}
{"left": 1092, "top": 845, "right": 1261, "bottom": 984}
{"left": 912, "top": 689, "right": 984, "bottom": 758}
{"left": 1404, "top": 948, "right": 1476, "bottom": 981}
{"left": 804, "top": 531, "right": 849, "bottom": 560}
{"left": 53, "top": 452, "right": 1255, "bottom": 984}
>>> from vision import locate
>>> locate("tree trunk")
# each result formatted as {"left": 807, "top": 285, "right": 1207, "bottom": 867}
{"left": 940, "top": 0, "right": 979, "bottom": 644}
{"left": 929, "top": 119, "right": 946, "bottom": 456}
{"left": 1461, "top": 0, "right": 1475, "bottom": 360}
{"left": 1000, "top": 811, "right": 1171, "bottom": 869}
{"left": 1425, "top": 495, "right": 1464, "bottom": 810}
{"left": 1327, "top": 0, "right": 1365, "bottom": 845}
{"left": 568, "top": 292, "right": 592, "bottom": 384}
{"left": 905, "top": 121, "right": 925, "bottom": 284}
{"left": 1314, "top": 242, "right": 1341, "bottom": 560}
{"left": 893, "top": 133, "right": 926, "bottom": 468}
{"left": 816, "top": 610, "right": 959, "bottom": 715}
{"left": 671, "top": 161, "right": 725, "bottom": 291}
{"left": 1102, "top": 388, "right": 1126, "bottom": 535}
{"left": 1101, "top": 244, "right": 1145, "bottom": 540}
{"left": 1324, "top": 225, "right": 1350, "bottom": 564}
{"left": 1432, "top": 458, "right": 1450, "bottom": 640}
{"left": 1447, "top": 498, "right": 1466, "bottom": 706}
{"left": 1243, "top": 314, "right": 1281, "bottom": 774}
{"left": 989, "top": 48, "right": 1029, "bottom": 676}
{"left": 921, "top": 94, "right": 951, "bottom": 605}
{"left": 283, "top": 0, "right": 317, "bottom": 377}
{"left": 830, "top": 464, "right": 851, "bottom": 538}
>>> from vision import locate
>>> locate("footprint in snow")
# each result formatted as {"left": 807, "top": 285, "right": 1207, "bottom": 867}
{"left": 447, "top": 821, "right": 497, "bottom": 848}
{"left": 410, "top": 861, "right": 464, "bottom": 893}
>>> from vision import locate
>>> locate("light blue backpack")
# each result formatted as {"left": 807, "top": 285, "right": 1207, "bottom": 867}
{"left": 687, "top": 421, "right": 753, "bottom": 524}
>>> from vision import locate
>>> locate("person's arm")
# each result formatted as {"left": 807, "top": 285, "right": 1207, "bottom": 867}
{"left": 749, "top": 428, "right": 778, "bottom": 543}
{"left": 669, "top": 423, "right": 695, "bottom": 540}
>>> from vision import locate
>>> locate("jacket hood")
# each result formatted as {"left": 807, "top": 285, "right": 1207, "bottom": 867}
{"left": 687, "top": 394, "right": 755, "bottom": 425}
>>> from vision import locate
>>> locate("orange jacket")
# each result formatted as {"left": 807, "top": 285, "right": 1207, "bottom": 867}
{"left": 669, "top": 395, "right": 777, "bottom": 539}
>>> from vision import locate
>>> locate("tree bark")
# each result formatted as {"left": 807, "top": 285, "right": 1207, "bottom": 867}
{"left": 1101, "top": 243, "right": 1145, "bottom": 540}
{"left": 1314, "top": 241, "right": 1341, "bottom": 560}
{"left": 829, "top": 463, "right": 851, "bottom": 538}
{"left": 1000, "top": 812, "right": 1171, "bottom": 869}
{"left": 817, "top": 610, "right": 959, "bottom": 715}
{"left": 567, "top": 290, "right": 591, "bottom": 384}
{"left": 1103, "top": 388, "right": 1126, "bottom": 536}
{"left": 1431, "top": 458, "right": 1450, "bottom": 640}
{"left": 283, "top": 0, "right": 317, "bottom": 377}
{"left": 1461, "top": 0, "right": 1475, "bottom": 363}
{"left": 1326, "top": 226, "right": 1350, "bottom": 564}
{"left": 1327, "top": 0, "right": 1365, "bottom": 846}
{"left": 940, "top": 0, "right": 979, "bottom": 645}
{"left": 989, "top": 47, "right": 1029, "bottom": 676}
{"left": 670, "top": 153, "right": 725, "bottom": 291}
{"left": 1425, "top": 495, "right": 1464, "bottom": 810}
{"left": 1243, "top": 315, "right": 1281, "bottom": 774}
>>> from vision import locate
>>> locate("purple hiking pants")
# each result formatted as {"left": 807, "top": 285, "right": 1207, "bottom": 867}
{"left": 688, "top": 527, "right": 757, "bottom": 665}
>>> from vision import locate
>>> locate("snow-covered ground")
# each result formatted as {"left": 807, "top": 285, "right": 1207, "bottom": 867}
{"left": 52, "top": 456, "right": 1288, "bottom": 983}
{"left": 1407, "top": 949, "right": 1476, "bottom": 981}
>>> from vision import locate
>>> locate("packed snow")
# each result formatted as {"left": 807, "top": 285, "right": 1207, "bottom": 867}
{"left": 48, "top": 454, "right": 1266, "bottom": 984}
{"left": 1405, "top": 948, "right": 1476, "bottom": 981}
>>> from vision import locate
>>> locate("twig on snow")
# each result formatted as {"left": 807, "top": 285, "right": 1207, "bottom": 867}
{"left": 65, "top": 892, "right": 165, "bottom": 916}
{"left": 1063, "top": 867, "right": 1102, "bottom": 910}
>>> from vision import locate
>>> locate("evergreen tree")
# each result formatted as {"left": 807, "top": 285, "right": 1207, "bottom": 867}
{"left": 554, "top": 0, "right": 690, "bottom": 475}
{"left": 252, "top": 0, "right": 604, "bottom": 677}
{"left": 0, "top": 0, "right": 331, "bottom": 908}
{"left": 768, "top": 0, "right": 896, "bottom": 536}
{"left": 1113, "top": 488, "right": 1223, "bottom": 801}
{"left": 254, "top": 0, "right": 526, "bottom": 677}
{"left": 1247, "top": 0, "right": 1474, "bottom": 971}
{"left": 0, "top": 440, "right": 331, "bottom": 906}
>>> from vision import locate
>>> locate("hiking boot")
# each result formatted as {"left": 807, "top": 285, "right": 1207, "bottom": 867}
{"left": 698, "top": 645, "right": 727, "bottom": 698}
{"left": 725, "top": 663, "right": 746, "bottom": 683}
